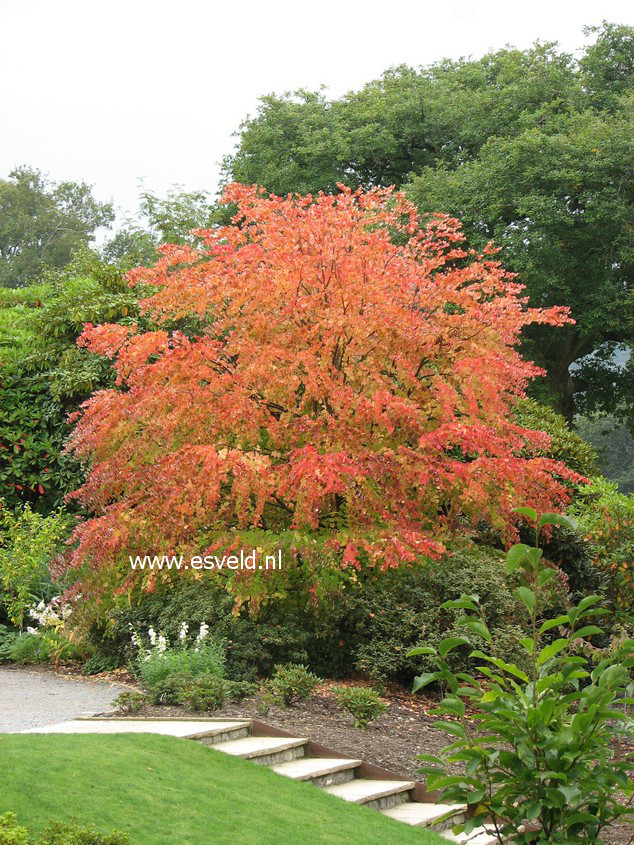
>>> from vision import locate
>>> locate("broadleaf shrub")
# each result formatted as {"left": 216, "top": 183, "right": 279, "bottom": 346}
{"left": 147, "top": 673, "right": 192, "bottom": 706}
{"left": 223, "top": 680, "right": 258, "bottom": 702}
{"left": 0, "top": 814, "right": 128, "bottom": 845}
{"left": 409, "top": 510, "right": 634, "bottom": 844}
{"left": 0, "top": 505, "right": 72, "bottom": 628}
{"left": 37, "top": 819, "right": 129, "bottom": 845}
{"left": 183, "top": 674, "right": 225, "bottom": 712}
{"left": 0, "top": 812, "right": 27, "bottom": 845}
{"left": 112, "top": 691, "right": 146, "bottom": 714}
{"left": 570, "top": 476, "right": 634, "bottom": 610}
{"left": 105, "top": 581, "right": 314, "bottom": 681}
{"left": 333, "top": 685, "right": 388, "bottom": 729}
{"left": 264, "top": 663, "right": 321, "bottom": 706}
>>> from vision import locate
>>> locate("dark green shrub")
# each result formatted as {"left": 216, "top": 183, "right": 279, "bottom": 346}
{"left": 223, "top": 679, "right": 258, "bottom": 702}
{"left": 184, "top": 674, "right": 225, "bottom": 712}
{"left": 82, "top": 652, "right": 121, "bottom": 675}
{"left": 107, "top": 580, "right": 314, "bottom": 681}
{"left": 0, "top": 624, "right": 18, "bottom": 663}
{"left": 147, "top": 673, "right": 192, "bottom": 706}
{"left": 346, "top": 544, "right": 564, "bottom": 685}
{"left": 538, "top": 525, "right": 601, "bottom": 599}
{"left": 265, "top": 663, "right": 320, "bottom": 706}
{"left": 112, "top": 691, "right": 146, "bottom": 714}
{"left": 333, "top": 686, "right": 388, "bottom": 729}
{"left": 513, "top": 398, "right": 599, "bottom": 477}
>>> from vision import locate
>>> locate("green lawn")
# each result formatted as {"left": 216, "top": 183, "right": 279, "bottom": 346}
{"left": 0, "top": 733, "right": 445, "bottom": 845}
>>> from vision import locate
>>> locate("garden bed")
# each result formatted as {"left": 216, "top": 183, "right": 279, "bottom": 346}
{"left": 106, "top": 679, "right": 633, "bottom": 845}
{"left": 111, "top": 681, "right": 446, "bottom": 780}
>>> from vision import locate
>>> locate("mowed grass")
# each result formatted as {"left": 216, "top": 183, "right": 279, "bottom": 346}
{"left": 0, "top": 733, "right": 446, "bottom": 845}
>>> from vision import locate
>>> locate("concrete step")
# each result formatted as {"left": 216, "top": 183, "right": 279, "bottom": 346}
{"left": 381, "top": 801, "right": 465, "bottom": 829}
{"left": 213, "top": 735, "right": 308, "bottom": 766}
{"left": 272, "top": 756, "right": 362, "bottom": 786}
{"left": 323, "top": 778, "right": 415, "bottom": 810}
{"left": 441, "top": 827, "right": 499, "bottom": 844}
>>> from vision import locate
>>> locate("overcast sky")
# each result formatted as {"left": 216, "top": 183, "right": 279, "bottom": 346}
{"left": 2, "top": 0, "right": 633, "bottom": 227}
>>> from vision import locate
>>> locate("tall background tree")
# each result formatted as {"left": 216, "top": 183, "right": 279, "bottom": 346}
{"left": 223, "top": 22, "right": 634, "bottom": 428}
{"left": 0, "top": 167, "right": 114, "bottom": 288}
{"left": 102, "top": 185, "right": 222, "bottom": 271}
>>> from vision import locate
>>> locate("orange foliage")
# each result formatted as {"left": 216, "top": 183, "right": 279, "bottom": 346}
{"left": 62, "top": 184, "right": 580, "bottom": 606}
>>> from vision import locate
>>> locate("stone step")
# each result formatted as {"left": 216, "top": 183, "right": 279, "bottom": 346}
{"left": 323, "top": 778, "right": 415, "bottom": 810}
{"left": 190, "top": 722, "right": 251, "bottom": 745}
{"left": 441, "top": 826, "right": 499, "bottom": 844}
{"left": 381, "top": 801, "right": 466, "bottom": 829}
{"left": 212, "top": 735, "right": 308, "bottom": 766}
{"left": 272, "top": 756, "right": 362, "bottom": 786}
{"left": 22, "top": 719, "right": 250, "bottom": 740}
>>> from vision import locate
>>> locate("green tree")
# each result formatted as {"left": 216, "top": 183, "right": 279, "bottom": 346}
{"left": 580, "top": 21, "right": 634, "bottom": 109}
{"left": 0, "top": 167, "right": 114, "bottom": 288}
{"left": 223, "top": 23, "right": 634, "bottom": 425}
{"left": 575, "top": 414, "right": 634, "bottom": 494}
{"left": 408, "top": 107, "right": 634, "bottom": 422}
{"left": 102, "top": 185, "right": 222, "bottom": 270}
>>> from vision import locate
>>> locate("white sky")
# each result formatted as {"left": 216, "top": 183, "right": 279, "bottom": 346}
{"left": 2, "top": 0, "right": 633, "bottom": 228}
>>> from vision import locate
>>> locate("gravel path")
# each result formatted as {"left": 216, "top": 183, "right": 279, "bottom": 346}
{"left": 0, "top": 666, "right": 130, "bottom": 732}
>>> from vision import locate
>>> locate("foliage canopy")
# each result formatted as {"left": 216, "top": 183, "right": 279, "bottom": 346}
{"left": 63, "top": 184, "right": 580, "bottom": 611}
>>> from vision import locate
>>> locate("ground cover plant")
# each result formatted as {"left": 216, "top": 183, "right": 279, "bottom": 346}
{"left": 0, "top": 734, "right": 446, "bottom": 845}
{"left": 409, "top": 510, "right": 634, "bottom": 844}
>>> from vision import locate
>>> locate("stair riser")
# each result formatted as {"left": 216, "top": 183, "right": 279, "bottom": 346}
{"left": 430, "top": 811, "right": 467, "bottom": 832}
{"left": 251, "top": 746, "right": 306, "bottom": 767}
{"left": 197, "top": 727, "right": 250, "bottom": 745}
{"left": 364, "top": 790, "right": 412, "bottom": 811}
{"left": 310, "top": 768, "right": 357, "bottom": 788}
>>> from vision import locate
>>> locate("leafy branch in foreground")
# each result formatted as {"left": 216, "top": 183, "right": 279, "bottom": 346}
{"left": 409, "top": 510, "right": 634, "bottom": 844}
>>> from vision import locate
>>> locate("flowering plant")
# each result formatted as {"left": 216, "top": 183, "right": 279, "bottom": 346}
{"left": 26, "top": 596, "right": 72, "bottom": 634}
{"left": 130, "top": 622, "right": 225, "bottom": 688}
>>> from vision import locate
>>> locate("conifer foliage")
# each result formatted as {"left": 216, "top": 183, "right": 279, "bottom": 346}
{"left": 63, "top": 185, "right": 579, "bottom": 606}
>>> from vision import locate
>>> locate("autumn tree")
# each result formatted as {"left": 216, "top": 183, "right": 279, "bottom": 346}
{"left": 224, "top": 24, "right": 634, "bottom": 425}
{"left": 63, "top": 185, "right": 580, "bottom": 613}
